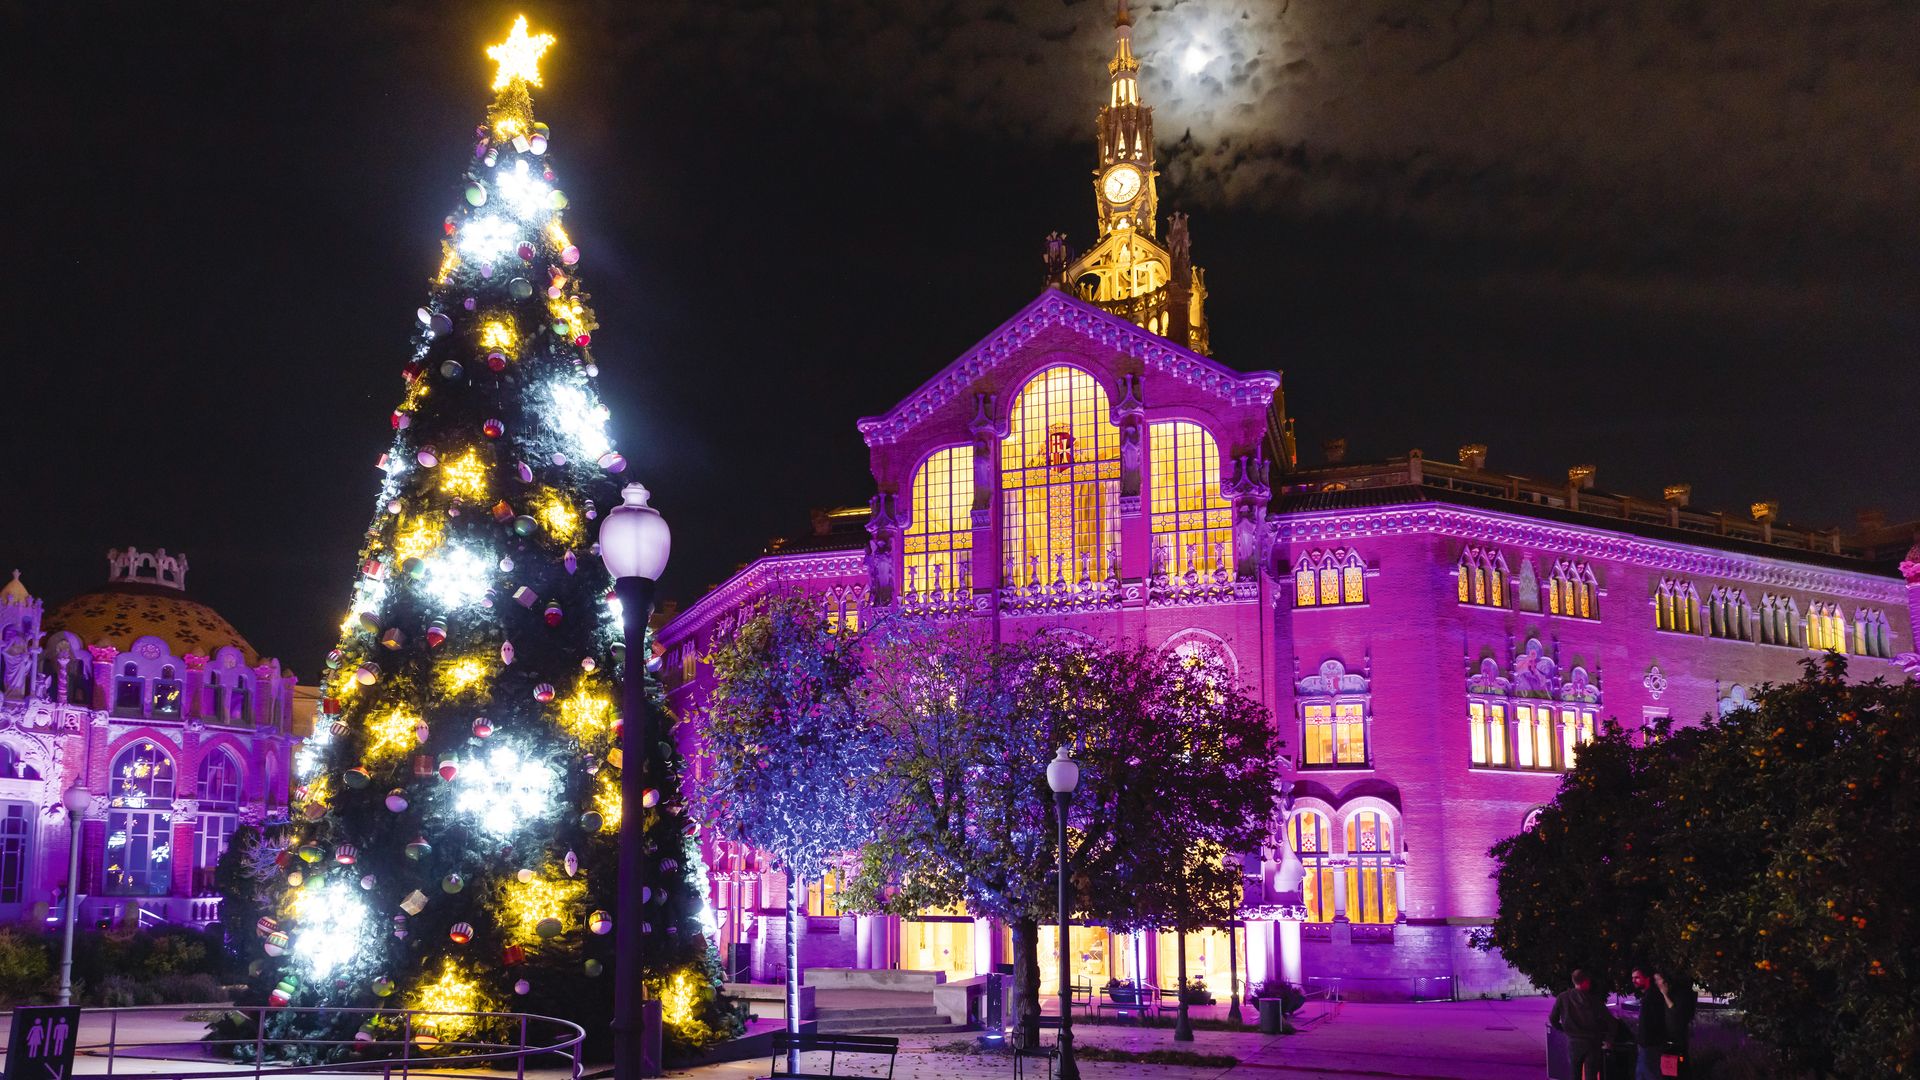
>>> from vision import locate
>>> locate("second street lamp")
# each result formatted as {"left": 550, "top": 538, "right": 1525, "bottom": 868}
{"left": 599, "top": 483, "right": 672, "bottom": 1080}
{"left": 1046, "top": 746, "right": 1081, "bottom": 1080}
{"left": 57, "top": 785, "right": 89, "bottom": 1006}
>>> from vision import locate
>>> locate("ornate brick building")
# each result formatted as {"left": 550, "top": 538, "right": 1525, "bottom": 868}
{"left": 0, "top": 549, "right": 305, "bottom": 928}
{"left": 658, "top": 7, "right": 1919, "bottom": 999}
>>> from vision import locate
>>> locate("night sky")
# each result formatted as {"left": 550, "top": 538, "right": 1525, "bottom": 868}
{"left": 8, "top": 1, "right": 1918, "bottom": 673}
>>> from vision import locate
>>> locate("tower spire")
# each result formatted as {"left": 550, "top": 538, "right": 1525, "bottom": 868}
{"left": 1058, "top": 1, "right": 1211, "bottom": 354}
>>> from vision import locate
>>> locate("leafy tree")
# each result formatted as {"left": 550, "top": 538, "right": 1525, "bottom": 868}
{"left": 852, "top": 627, "right": 1278, "bottom": 1045}
{"left": 1661, "top": 658, "right": 1919, "bottom": 1076}
{"left": 1485, "top": 658, "right": 1920, "bottom": 1076}
{"left": 1084, "top": 644, "right": 1280, "bottom": 1038}
{"left": 696, "top": 595, "right": 893, "bottom": 1071}
{"left": 1483, "top": 722, "right": 1670, "bottom": 993}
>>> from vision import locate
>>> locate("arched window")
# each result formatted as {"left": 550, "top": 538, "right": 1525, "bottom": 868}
{"left": 903, "top": 446, "right": 974, "bottom": 599}
{"left": 1854, "top": 610, "right": 1892, "bottom": 659}
{"left": 107, "top": 742, "right": 177, "bottom": 896}
{"left": 113, "top": 663, "right": 144, "bottom": 717}
{"left": 1288, "top": 810, "right": 1335, "bottom": 923}
{"left": 194, "top": 748, "right": 243, "bottom": 892}
{"left": 1557, "top": 705, "right": 1597, "bottom": 769}
{"left": 1807, "top": 603, "right": 1847, "bottom": 653}
{"left": 1548, "top": 560, "right": 1597, "bottom": 619}
{"left": 1457, "top": 547, "right": 1508, "bottom": 608}
{"left": 1293, "top": 549, "right": 1366, "bottom": 607}
{"left": 1148, "top": 421, "right": 1232, "bottom": 578}
{"left": 1655, "top": 579, "right": 1697, "bottom": 633}
{"left": 152, "top": 665, "right": 182, "bottom": 716}
{"left": 0, "top": 745, "right": 37, "bottom": 781}
{"left": 1709, "top": 587, "right": 1751, "bottom": 640}
{"left": 1344, "top": 810, "right": 1398, "bottom": 925}
{"left": 1513, "top": 704, "right": 1557, "bottom": 770}
{"left": 1759, "top": 594, "right": 1799, "bottom": 646}
{"left": 1000, "top": 367, "right": 1120, "bottom": 590}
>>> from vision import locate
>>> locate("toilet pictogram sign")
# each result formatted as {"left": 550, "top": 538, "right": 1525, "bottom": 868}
{"left": 4, "top": 1006, "right": 80, "bottom": 1080}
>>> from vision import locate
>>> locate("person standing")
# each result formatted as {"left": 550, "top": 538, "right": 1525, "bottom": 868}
{"left": 1654, "top": 971, "right": 1696, "bottom": 1076}
{"left": 1548, "top": 969, "right": 1615, "bottom": 1080}
{"left": 1630, "top": 967, "right": 1668, "bottom": 1080}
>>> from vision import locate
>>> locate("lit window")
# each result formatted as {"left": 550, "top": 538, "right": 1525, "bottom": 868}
{"left": 107, "top": 741, "right": 177, "bottom": 897}
{"left": 1656, "top": 579, "right": 1698, "bottom": 632}
{"left": 1288, "top": 810, "right": 1335, "bottom": 923}
{"left": 1558, "top": 706, "right": 1596, "bottom": 768}
{"left": 1000, "top": 368, "right": 1120, "bottom": 589}
{"left": 1293, "top": 548, "right": 1366, "bottom": 607}
{"left": 904, "top": 446, "right": 975, "bottom": 597}
{"left": 1807, "top": 602, "right": 1847, "bottom": 653}
{"left": 1301, "top": 702, "right": 1369, "bottom": 767}
{"left": 1514, "top": 705, "right": 1554, "bottom": 769}
{"left": 1548, "top": 560, "right": 1597, "bottom": 619}
{"left": 1469, "top": 700, "right": 1509, "bottom": 766}
{"left": 1853, "top": 610, "right": 1892, "bottom": 658}
{"left": 194, "top": 749, "right": 242, "bottom": 893}
{"left": 1458, "top": 547, "right": 1508, "bottom": 608}
{"left": 1344, "top": 811, "right": 1398, "bottom": 924}
{"left": 1148, "top": 421, "right": 1231, "bottom": 578}
{"left": 1708, "top": 587, "right": 1752, "bottom": 640}
{"left": 1759, "top": 594, "right": 1799, "bottom": 646}
{"left": 807, "top": 870, "right": 842, "bottom": 916}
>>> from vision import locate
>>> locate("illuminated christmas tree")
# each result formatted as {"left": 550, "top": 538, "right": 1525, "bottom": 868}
{"left": 247, "top": 16, "right": 734, "bottom": 1060}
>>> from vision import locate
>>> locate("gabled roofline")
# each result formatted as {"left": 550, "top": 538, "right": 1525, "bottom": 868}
{"left": 856, "top": 288, "right": 1280, "bottom": 448}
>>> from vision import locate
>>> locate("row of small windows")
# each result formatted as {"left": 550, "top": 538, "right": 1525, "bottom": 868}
{"left": 1653, "top": 580, "right": 1895, "bottom": 658}
{"left": 902, "top": 367, "right": 1239, "bottom": 596}
{"left": 1469, "top": 701, "right": 1597, "bottom": 771}
{"left": 112, "top": 664, "right": 252, "bottom": 724}
{"left": 1455, "top": 550, "right": 1595, "bottom": 618}
{"left": 1294, "top": 549, "right": 1366, "bottom": 608}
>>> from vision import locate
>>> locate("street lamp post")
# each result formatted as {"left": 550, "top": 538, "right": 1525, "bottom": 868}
{"left": 1045, "top": 747, "right": 1080, "bottom": 1080}
{"left": 1224, "top": 853, "right": 1245, "bottom": 1025}
{"left": 599, "top": 483, "right": 672, "bottom": 1080}
{"left": 58, "top": 785, "right": 90, "bottom": 1006}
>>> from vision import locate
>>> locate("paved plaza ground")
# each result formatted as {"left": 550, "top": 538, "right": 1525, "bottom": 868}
{"left": 679, "top": 995, "right": 1555, "bottom": 1080}
{"left": 4, "top": 995, "right": 1555, "bottom": 1079}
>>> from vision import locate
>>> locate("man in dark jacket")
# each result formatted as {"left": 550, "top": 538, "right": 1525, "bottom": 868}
{"left": 1549, "top": 969, "right": 1615, "bottom": 1080}
{"left": 1630, "top": 968, "right": 1667, "bottom": 1080}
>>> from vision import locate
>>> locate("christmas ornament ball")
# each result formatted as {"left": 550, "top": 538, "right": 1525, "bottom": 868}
{"left": 297, "top": 843, "right": 323, "bottom": 864}
{"left": 360, "top": 873, "right": 378, "bottom": 890}
{"left": 406, "top": 836, "right": 432, "bottom": 860}
{"left": 514, "top": 978, "right": 532, "bottom": 995}
{"left": 343, "top": 767, "right": 370, "bottom": 789}
{"left": 372, "top": 976, "right": 395, "bottom": 997}
{"left": 584, "top": 959, "right": 603, "bottom": 977}
{"left": 535, "top": 916, "right": 563, "bottom": 939}
{"left": 533, "top": 682, "right": 556, "bottom": 702}
{"left": 579, "top": 811, "right": 602, "bottom": 832}
{"left": 464, "top": 181, "right": 486, "bottom": 206}
{"left": 442, "top": 873, "right": 465, "bottom": 894}
{"left": 512, "top": 515, "right": 538, "bottom": 536}
{"left": 385, "top": 789, "right": 409, "bottom": 813}
{"left": 529, "top": 134, "right": 549, "bottom": 156}
{"left": 588, "top": 910, "right": 613, "bottom": 935}
{"left": 355, "top": 664, "right": 380, "bottom": 686}
{"left": 509, "top": 277, "right": 533, "bottom": 299}
{"left": 488, "top": 350, "right": 508, "bottom": 371}
{"left": 483, "top": 418, "right": 506, "bottom": 438}
{"left": 263, "top": 931, "right": 289, "bottom": 957}
{"left": 333, "top": 844, "right": 359, "bottom": 865}
{"left": 439, "top": 359, "right": 464, "bottom": 380}
{"left": 516, "top": 867, "right": 535, "bottom": 883}
{"left": 393, "top": 915, "right": 409, "bottom": 939}
{"left": 517, "top": 241, "right": 536, "bottom": 261}
{"left": 472, "top": 717, "right": 494, "bottom": 739}
{"left": 429, "top": 312, "right": 453, "bottom": 336}
{"left": 561, "top": 245, "right": 580, "bottom": 265}
{"left": 438, "top": 758, "right": 459, "bottom": 781}
{"left": 449, "top": 922, "right": 474, "bottom": 944}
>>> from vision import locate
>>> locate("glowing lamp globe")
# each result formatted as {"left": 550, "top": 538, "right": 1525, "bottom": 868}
{"left": 597, "top": 483, "right": 670, "bottom": 581}
{"left": 62, "top": 785, "right": 91, "bottom": 816}
{"left": 1045, "top": 746, "right": 1080, "bottom": 794}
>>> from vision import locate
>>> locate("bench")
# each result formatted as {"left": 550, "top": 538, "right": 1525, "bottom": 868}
{"left": 769, "top": 1031, "right": 900, "bottom": 1079}
{"left": 1093, "top": 983, "right": 1163, "bottom": 1020}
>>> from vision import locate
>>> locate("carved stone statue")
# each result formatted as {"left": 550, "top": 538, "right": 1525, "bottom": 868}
{"left": 0, "top": 628, "right": 29, "bottom": 699}
{"left": 1233, "top": 503, "right": 1259, "bottom": 579}
{"left": 865, "top": 494, "right": 898, "bottom": 605}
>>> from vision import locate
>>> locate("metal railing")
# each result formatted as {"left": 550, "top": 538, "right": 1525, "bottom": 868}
{"left": 4, "top": 1005, "right": 585, "bottom": 1080}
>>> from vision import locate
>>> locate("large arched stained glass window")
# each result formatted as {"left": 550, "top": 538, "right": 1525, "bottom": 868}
{"left": 194, "top": 748, "right": 243, "bottom": 893}
{"left": 903, "top": 446, "right": 974, "bottom": 598}
{"left": 107, "top": 741, "right": 176, "bottom": 897}
{"left": 1288, "top": 810, "right": 1336, "bottom": 923}
{"left": 1148, "top": 421, "right": 1232, "bottom": 577}
{"left": 1000, "top": 367, "right": 1121, "bottom": 589}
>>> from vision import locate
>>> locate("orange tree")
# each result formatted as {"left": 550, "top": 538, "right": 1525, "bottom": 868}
{"left": 1659, "top": 658, "right": 1919, "bottom": 1076}
{"left": 1486, "top": 657, "right": 1920, "bottom": 1075}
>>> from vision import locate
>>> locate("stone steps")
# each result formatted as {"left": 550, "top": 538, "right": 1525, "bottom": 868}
{"left": 813, "top": 1004, "right": 957, "bottom": 1035}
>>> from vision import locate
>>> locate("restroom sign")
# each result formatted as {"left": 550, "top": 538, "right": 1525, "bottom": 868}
{"left": 4, "top": 1006, "right": 80, "bottom": 1080}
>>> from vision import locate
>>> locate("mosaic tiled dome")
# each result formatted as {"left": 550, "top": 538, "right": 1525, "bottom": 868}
{"left": 47, "top": 582, "right": 260, "bottom": 665}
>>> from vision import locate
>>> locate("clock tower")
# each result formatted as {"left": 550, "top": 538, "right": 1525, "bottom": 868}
{"left": 1060, "top": 0, "right": 1210, "bottom": 355}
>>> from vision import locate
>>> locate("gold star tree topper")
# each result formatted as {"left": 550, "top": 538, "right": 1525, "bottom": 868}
{"left": 488, "top": 16, "right": 556, "bottom": 90}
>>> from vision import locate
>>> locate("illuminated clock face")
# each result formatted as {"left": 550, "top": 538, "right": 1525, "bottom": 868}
{"left": 1102, "top": 165, "right": 1143, "bottom": 205}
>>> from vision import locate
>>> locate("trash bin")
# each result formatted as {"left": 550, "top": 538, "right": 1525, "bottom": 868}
{"left": 1257, "top": 997, "right": 1284, "bottom": 1035}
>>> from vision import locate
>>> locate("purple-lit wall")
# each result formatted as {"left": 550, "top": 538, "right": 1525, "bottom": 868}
{"left": 659, "top": 288, "right": 1916, "bottom": 999}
